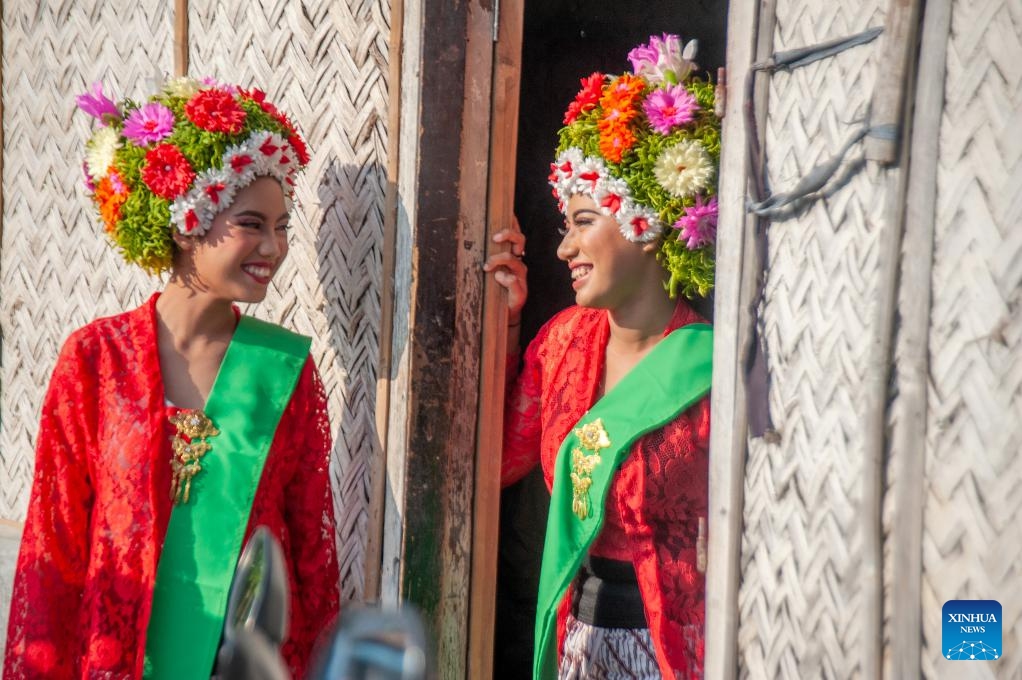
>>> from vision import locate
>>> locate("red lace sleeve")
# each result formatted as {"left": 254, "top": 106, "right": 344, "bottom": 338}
{"left": 280, "top": 359, "right": 340, "bottom": 676}
{"left": 501, "top": 330, "right": 546, "bottom": 488}
{"left": 4, "top": 332, "right": 96, "bottom": 679}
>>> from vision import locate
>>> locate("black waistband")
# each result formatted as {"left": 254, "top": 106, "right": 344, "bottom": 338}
{"left": 571, "top": 557, "right": 647, "bottom": 629}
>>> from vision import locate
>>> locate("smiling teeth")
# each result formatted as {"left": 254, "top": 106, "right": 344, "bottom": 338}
{"left": 244, "top": 265, "right": 271, "bottom": 278}
{"left": 571, "top": 266, "right": 591, "bottom": 280}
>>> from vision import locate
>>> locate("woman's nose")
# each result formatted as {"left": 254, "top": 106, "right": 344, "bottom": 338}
{"left": 556, "top": 228, "right": 577, "bottom": 261}
{"left": 260, "top": 227, "right": 283, "bottom": 258}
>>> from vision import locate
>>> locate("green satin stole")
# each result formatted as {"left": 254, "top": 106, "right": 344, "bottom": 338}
{"left": 144, "top": 316, "right": 311, "bottom": 679}
{"left": 533, "top": 323, "right": 713, "bottom": 679}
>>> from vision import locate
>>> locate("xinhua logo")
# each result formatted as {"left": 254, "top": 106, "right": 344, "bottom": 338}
{"left": 942, "top": 600, "right": 1001, "bottom": 661}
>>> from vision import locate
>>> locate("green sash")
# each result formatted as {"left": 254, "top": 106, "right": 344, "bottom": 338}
{"left": 533, "top": 323, "right": 713, "bottom": 679}
{"left": 144, "top": 316, "right": 311, "bottom": 679}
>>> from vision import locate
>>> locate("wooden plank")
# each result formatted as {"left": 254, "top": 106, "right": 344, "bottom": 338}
{"left": 379, "top": 0, "right": 423, "bottom": 608}
{"left": 864, "top": 0, "right": 924, "bottom": 164}
{"left": 1, "top": 10, "right": 4, "bottom": 247}
{"left": 861, "top": 3, "right": 926, "bottom": 677}
{"left": 888, "top": 0, "right": 951, "bottom": 676}
{"left": 468, "top": 0, "right": 523, "bottom": 676}
{"left": 703, "top": 0, "right": 771, "bottom": 677}
{"left": 393, "top": 0, "right": 494, "bottom": 676}
{"left": 364, "top": 0, "right": 405, "bottom": 605}
{"left": 174, "top": 0, "right": 188, "bottom": 77}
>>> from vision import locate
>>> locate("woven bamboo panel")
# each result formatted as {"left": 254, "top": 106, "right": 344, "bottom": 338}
{"left": 0, "top": 1, "right": 174, "bottom": 520}
{"left": 736, "top": 2, "right": 891, "bottom": 677}
{"left": 187, "top": 0, "right": 391, "bottom": 603}
{"left": 920, "top": 0, "right": 1022, "bottom": 677}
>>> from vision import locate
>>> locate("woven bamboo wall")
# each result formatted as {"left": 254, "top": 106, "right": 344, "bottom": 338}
{"left": 187, "top": 0, "right": 391, "bottom": 605}
{"left": 920, "top": 0, "right": 1022, "bottom": 677}
{"left": 0, "top": 0, "right": 391, "bottom": 608}
{"left": 736, "top": 1, "right": 891, "bottom": 677}
{"left": 0, "top": 1, "right": 175, "bottom": 518}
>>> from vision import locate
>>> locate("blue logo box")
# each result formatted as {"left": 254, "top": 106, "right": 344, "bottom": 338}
{"left": 942, "top": 600, "right": 1001, "bottom": 661}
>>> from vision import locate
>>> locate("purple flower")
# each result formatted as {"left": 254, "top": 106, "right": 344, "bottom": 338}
{"left": 643, "top": 85, "right": 699, "bottom": 134}
{"left": 627, "top": 34, "right": 699, "bottom": 85}
{"left": 122, "top": 102, "right": 176, "bottom": 145}
{"left": 673, "top": 195, "right": 718, "bottom": 249}
{"left": 109, "top": 169, "right": 126, "bottom": 194}
{"left": 76, "top": 82, "right": 120, "bottom": 125}
{"left": 200, "top": 76, "right": 239, "bottom": 94}
{"left": 82, "top": 162, "right": 96, "bottom": 192}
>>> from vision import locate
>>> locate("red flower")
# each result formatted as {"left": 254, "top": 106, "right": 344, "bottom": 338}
{"left": 230, "top": 154, "right": 253, "bottom": 173}
{"left": 185, "top": 89, "right": 247, "bottom": 133}
{"left": 184, "top": 210, "right": 199, "bottom": 233}
{"left": 288, "top": 133, "right": 310, "bottom": 165}
{"left": 259, "top": 138, "right": 280, "bottom": 156}
{"left": 563, "top": 72, "right": 604, "bottom": 124}
{"left": 630, "top": 216, "right": 650, "bottom": 237}
{"left": 600, "top": 193, "right": 623, "bottom": 213}
{"left": 141, "top": 144, "right": 195, "bottom": 199}
{"left": 205, "top": 183, "right": 226, "bottom": 204}
{"left": 240, "top": 88, "right": 309, "bottom": 165}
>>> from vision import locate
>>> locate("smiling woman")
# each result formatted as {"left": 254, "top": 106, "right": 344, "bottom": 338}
{"left": 485, "top": 33, "right": 721, "bottom": 680}
{"left": 3, "top": 78, "right": 339, "bottom": 680}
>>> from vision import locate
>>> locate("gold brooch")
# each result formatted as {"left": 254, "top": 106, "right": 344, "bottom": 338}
{"left": 168, "top": 410, "right": 219, "bottom": 504}
{"left": 570, "top": 418, "right": 610, "bottom": 520}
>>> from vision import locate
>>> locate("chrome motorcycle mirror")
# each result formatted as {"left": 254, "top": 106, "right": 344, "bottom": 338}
{"left": 216, "top": 526, "right": 291, "bottom": 680}
{"left": 308, "top": 605, "right": 429, "bottom": 680}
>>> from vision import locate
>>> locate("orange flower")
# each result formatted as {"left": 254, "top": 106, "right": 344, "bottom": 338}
{"left": 94, "top": 174, "right": 128, "bottom": 234}
{"left": 599, "top": 74, "right": 645, "bottom": 112}
{"left": 597, "top": 120, "right": 636, "bottom": 163}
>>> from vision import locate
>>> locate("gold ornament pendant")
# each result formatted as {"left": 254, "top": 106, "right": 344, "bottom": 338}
{"left": 168, "top": 410, "right": 219, "bottom": 504}
{"left": 570, "top": 418, "right": 610, "bottom": 520}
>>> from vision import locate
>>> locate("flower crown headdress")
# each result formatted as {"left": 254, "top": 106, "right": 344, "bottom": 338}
{"left": 78, "top": 77, "right": 310, "bottom": 273}
{"left": 549, "top": 34, "right": 721, "bottom": 298}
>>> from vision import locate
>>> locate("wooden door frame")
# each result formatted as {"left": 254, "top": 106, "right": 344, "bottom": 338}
{"left": 375, "top": 0, "right": 524, "bottom": 677}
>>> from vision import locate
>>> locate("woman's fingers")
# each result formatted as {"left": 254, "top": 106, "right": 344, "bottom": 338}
{"left": 491, "top": 228, "right": 526, "bottom": 257}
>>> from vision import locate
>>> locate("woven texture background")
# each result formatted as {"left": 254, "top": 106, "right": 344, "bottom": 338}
{"left": 920, "top": 0, "right": 1022, "bottom": 677}
{"left": 187, "top": 0, "right": 390, "bottom": 606}
{"left": 0, "top": 0, "right": 175, "bottom": 518}
{"left": 736, "top": 1, "right": 890, "bottom": 677}
{"left": 0, "top": 0, "right": 392, "bottom": 607}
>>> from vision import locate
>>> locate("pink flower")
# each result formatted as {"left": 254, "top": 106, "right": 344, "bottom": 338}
{"left": 122, "top": 103, "right": 175, "bottom": 145}
{"left": 643, "top": 85, "right": 699, "bottom": 134}
{"left": 82, "top": 162, "right": 96, "bottom": 192}
{"left": 108, "top": 170, "right": 126, "bottom": 194}
{"left": 627, "top": 34, "right": 699, "bottom": 85}
{"left": 673, "top": 195, "right": 717, "bottom": 249}
{"left": 76, "top": 82, "right": 120, "bottom": 125}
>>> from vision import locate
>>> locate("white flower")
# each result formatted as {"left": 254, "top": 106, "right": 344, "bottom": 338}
{"left": 85, "top": 126, "right": 121, "bottom": 178}
{"left": 163, "top": 76, "right": 202, "bottom": 98}
{"left": 653, "top": 139, "right": 714, "bottom": 198}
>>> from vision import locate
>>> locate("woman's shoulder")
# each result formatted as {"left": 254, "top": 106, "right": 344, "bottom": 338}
{"left": 538, "top": 304, "right": 603, "bottom": 338}
{"left": 60, "top": 300, "right": 152, "bottom": 357}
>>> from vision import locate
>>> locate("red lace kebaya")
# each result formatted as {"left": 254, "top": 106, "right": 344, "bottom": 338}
{"left": 503, "top": 300, "right": 710, "bottom": 680}
{"left": 4, "top": 294, "right": 339, "bottom": 679}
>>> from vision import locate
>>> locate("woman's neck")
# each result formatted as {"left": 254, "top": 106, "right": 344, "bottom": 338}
{"left": 606, "top": 288, "right": 677, "bottom": 355}
{"left": 156, "top": 279, "right": 236, "bottom": 348}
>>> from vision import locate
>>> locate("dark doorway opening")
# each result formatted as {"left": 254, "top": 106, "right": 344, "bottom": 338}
{"left": 496, "top": 2, "right": 727, "bottom": 678}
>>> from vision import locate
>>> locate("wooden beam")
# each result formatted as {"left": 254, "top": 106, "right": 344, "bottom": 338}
{"left": 364, "top": 0, "right": 405, "bottom": 605}
{"left": 703, "top": 0, "right": 774, "bottom": 677}
{"left": 864, "top": 0, "right": 924, "bottom": 164}
{"left": 469, "top": 0, "right": 524, "bottom": 676}
{"left": 174, "top": 0, "right": 188, "bottom": 77}
{"left": 0, "top": 10, "right": 4, "bottom": 247}
{"left": 861, "top": 2, "right": 925, "bottom": 677}
{"left": 395, "top": 1, "right": 495, "bottom": 676}
{"left": 889, "top": 0, "right": 951, "bottom": 676}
